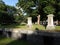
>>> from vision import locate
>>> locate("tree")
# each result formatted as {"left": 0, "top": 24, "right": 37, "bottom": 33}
{"left": 0, "top": 0, "right": 7, "bottom": 24}
{"left": 7, "top": 5, "right": 17, "bottom": 14}
{"left": 43, "top": 5, "right": 55, "bottom": 14}
{"left": 0, "top": 0, "right": 6, "bottom": 12}
{"left": 0, "top": 0, "right": 17, "bottom": 25}
{"left": 17, "top": 0, "right": 60, "bottom": 21}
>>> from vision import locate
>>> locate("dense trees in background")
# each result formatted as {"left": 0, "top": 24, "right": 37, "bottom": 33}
{"left": 0, "top": 0, "right": 8, "bottom": 24}
{"left": 17, "top": 0, "right": 60, "bottom": 22}
{"left": 0, "top": 0, "right": 60, "bottom": 25}
{"left": 0, "top": 0, "right": 26, "bottom": 25}
{"left": 0, "top": 0, "right": 17, "bottom": 25}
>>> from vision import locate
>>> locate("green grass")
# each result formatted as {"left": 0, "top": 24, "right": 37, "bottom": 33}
{"left": 0, "top": 36, "right": 31, "bottom": 45}
{"left": 0, "top": 36, "right": 13, "bottom": 45}
{"left": 0, "top": 23, "right": 60, "bottom": 30}
{"left": 32, "top": 24, "right": 45, "bottom": 30}
{"left": 0, "top": 23, "right": 26, "bottom": 28}
{"left": 55, "top": 26, "right": 60, "bottom": 30}
{"left": 0, "top": 23, "right": 45, "bottom": 30}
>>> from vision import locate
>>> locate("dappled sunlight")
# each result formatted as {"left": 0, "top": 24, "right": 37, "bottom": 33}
{"left": 0, "top": 23, "right": 45, "bottom": 30}
{"left": 32, "top": 24, "right": 45, "bottom": 30}
{"left": 0, "top": 23, "right": 60, "bottom": 30}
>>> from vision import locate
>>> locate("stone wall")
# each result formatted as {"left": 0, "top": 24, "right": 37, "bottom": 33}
{"left": 0, "top": 28, "right": 60, "bottom": 45}
{"left": 27, "top": 34, "right": 44, "bottom": 45}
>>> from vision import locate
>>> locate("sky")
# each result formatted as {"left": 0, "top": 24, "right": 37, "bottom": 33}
{"left": 3, "top": 0, "right": 18, "bottom": 6}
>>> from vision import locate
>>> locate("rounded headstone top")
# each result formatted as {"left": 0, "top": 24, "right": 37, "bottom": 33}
{"left": 37, "top": 15, "right": 40, "bottom": 17}
{"left": 28, "top": 17, "right": 32, "bottom": 19}
{"left": 47, "top": 14, "right": 54, "bottom": 17}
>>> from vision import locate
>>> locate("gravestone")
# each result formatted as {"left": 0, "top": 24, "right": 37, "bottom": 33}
{"left": 37, "top": 15, "right": 40, "bottom": 24}
{"left": 27, "top": 17, "right": 32, "bottom": 28}
{"left": 12, "top": 30, "right": 22, "bottom": 40}
{"left": 46, "top": 14, "right": 55, "bottom": 30}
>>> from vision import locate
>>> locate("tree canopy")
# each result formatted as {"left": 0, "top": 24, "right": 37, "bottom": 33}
{"left": 0, "top": 0, "right": 17, "bottom": 24}
{"left": 17, "top": 0, "right": 60, "bottom": 21}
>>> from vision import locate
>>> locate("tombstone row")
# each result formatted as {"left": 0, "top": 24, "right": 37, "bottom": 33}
{"left": 27, "top": 14, "right": 55, "bottom": 30}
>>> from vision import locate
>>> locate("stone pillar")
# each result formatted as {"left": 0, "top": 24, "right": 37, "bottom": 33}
{"left": 46, "top": 14, "right": 55, "bottom": 30}
{"left": 27, "top": 17, "right": 32, "bottom": 28}
{"left": 37, "top": 15, "right": 40, "bottom": 24}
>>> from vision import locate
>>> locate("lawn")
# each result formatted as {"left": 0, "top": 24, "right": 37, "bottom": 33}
{"left": 0, "top": 36, "right": 13, "bottom": 45}
{"left": 0, "top": 23, "right": 45, "bottom": 30}
{"left": 0, "top": 23, "right": 60, "bottom": 30}
{"left": 55, "top": 26, "right": 60, "bottom": 30}
{"left": 32, "top": 24, "right": 45, "bottom": 30}
{"left": 0, "top": 36, "right": 31, "bottom": 45}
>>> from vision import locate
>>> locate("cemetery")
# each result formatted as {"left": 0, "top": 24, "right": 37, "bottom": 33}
{"left": 0, "top": 14, "right": 60, "bottom": 45}
{"left": 0, "top": 0, "right": 60, "bottom": 45}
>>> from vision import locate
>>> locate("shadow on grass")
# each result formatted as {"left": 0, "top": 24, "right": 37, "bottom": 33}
{"left": 0, "top": 36, "right": 6, "bottom": 40}
{"left": 7, "top": 39, "right": 32, "bottom": 45}
{"left": 6, "top": 33, "right": 34, "bottom": 45}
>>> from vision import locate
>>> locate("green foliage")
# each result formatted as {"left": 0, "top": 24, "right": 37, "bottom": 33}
{"left": 7, "top": 5, "right": 17, "bottom": 14}
{"left": 0, "top": 0, "right": 6, "bottom": 11}
{"left": 0, "top": 12, "right": 14, "bottom": 24}
{"left": 58, "top": 11, "right": 60, "bottom": 15}
{"left": 14, "top": 14, "right": 26, "bottom": 23}
{"left": 0, "top": 4, "right": 6, "bottom": 10}
{"left": 0, "top": 0, "right": 17, "bottom": 25}
{"left": 17, "top": 0, "right": 38, "bottom": 16}
{"left": 43, "top": 6, "right": 55, "bottom": 14}
{"left": 17, "top": 0, "right": 60, "bottom": 21}
{"left": 58, "top": 2, "right": 60, "bottom": 6}
{"left": 0, "top": 36, "right": 30, "bottom": 45}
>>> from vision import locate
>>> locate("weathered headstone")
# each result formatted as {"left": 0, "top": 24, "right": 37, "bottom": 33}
{"left": 27, "top": 17, "right": 32, "bottom": 28}
{"left": 46, "top": 14, "right": 55, "bottom": 30}
{"left": 12, "top": 30, "right": 22, "bottom": 40}
{"left": 37, "top": 15, "right": 40, "bottom": 24}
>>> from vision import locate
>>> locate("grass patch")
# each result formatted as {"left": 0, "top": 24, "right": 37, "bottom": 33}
{"left": 0, "top": 36, "right": 31, "bottom": 45}
{"left": 0, "top": 23, "right": 60, "bottom": 30}
{"left": 0, "top": 36, "right": 13, "bottom": 45}
{"left": 0, "top": 23, "right": 45, "bottom": 30}
{"left": 0, "top": 23, "right": 27, "bottom": 29}
{"left": 32, "top": 24, "right": 45, "bottom": 30}
{"left": 55, "top": 26, "right": 60, "bottom": 30}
